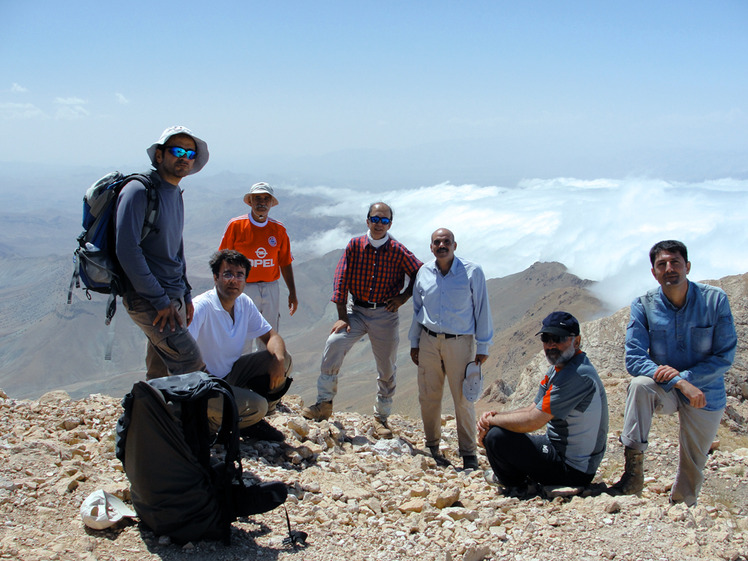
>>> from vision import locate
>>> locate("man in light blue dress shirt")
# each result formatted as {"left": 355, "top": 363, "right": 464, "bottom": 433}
{"left": 409, "top": 228, "right": 494, "bottom": 470}
{"left": 612, "top": 240, "right": 737, "bottom": 505}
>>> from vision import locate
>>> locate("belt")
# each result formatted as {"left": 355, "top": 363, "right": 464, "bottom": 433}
{"left": 353, "top": 298, "right": 387, "bottom": 309}
{"left": 423, "top": 327, "right": 458, "bottom": 339}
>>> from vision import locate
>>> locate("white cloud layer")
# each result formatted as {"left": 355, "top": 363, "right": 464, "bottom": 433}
{"left": 115, "top": 93, "right": 129, "bottom": 105}
{"left": 292, "top": 177, "right": 748, "bottom": 310}
{"left": 11, "top": 83, "right": 28, "bottom": 93}
{"left": 53, "top": 97, "right": 89, "bottom": 119}
{"left": 0, "top": 102, "right": 45, "bottom": 119}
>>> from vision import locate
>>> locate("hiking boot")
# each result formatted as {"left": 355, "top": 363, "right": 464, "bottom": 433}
{"left": 301, "top": 400, "right": 332, "bottom": 421}
{"left": 462, "top": 455, "right": 479, "bottom": 471}
{"left": 240, "top": 419, "right": 285, "bottom": 442}
{"left": 611, "top": 447, "right": 644, "bottom": 496}
{"left": 373, "top": 417, "right": 393, "bottom": 439}
{"left": 428, "top": 445, "right": 452, "bottom": 467}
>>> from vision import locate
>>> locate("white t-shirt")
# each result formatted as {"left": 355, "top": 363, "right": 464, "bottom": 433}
{"left": 188, "top": 289, "right": 272, "bottom": 378}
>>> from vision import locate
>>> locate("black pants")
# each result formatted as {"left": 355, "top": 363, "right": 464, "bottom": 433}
{"left": 483, "top": 427, "right": 593, "bottom": 487}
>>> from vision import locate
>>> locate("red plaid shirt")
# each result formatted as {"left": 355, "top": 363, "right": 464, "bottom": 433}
{"left": 332, "top": 235, "right": 422, "bottom": 304}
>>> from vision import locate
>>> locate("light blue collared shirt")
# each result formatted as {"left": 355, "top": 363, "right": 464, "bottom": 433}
{"left": 625, "top": 280, "right": 737, "bottom": 411}
{"left": 409, "top": 257, "right": 494, "bottom": 355}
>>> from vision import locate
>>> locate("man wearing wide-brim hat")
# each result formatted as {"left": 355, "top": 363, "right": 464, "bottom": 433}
{"left": 116, "top": 125, "right": 209, "bottom": 379}
{"left": 219, "top": 182, "right": 297, "bottom": 350}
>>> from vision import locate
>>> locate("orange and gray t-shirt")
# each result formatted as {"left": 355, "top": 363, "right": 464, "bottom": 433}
{"left": 534, "top": 351, "right": 609, "bottom": 475}
{"left": 219, "top": 214, "right": 293, "bottom": 283}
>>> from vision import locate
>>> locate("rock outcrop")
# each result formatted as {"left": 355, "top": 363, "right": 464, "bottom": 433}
{"left": 1, "top": 389, "right": 747, "bottom": 561}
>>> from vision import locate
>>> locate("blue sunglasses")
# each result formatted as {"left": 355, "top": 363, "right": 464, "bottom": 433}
{"left": 368, "top": 216, "right": 392, "bottom": 225}
{"left": 165, "top": 146, "right": 197, "bottom": 160}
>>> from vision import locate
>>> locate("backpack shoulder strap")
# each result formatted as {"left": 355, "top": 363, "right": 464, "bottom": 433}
{"left": 123, "top": 173, "right": 159, "bottom": 240}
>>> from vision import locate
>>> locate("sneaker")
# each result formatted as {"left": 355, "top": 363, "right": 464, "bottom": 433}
{"left": 373, "top": 417, "right": 393, "bottom": 439}
{"left": 240, "top": 419, "right": 285, "bottom": 442}
{"left": 428, "top": 445, "right": 452, "bottom": 467}
{"left": 462, "top": 455, "right": 479, "bottom": 470}
{"left": 301, "top": 400, "right": 333, "bottom": 421}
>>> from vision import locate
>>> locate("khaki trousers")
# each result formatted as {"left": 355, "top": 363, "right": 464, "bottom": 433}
{"left": 417, "top": 330, "right": 476, "bottom": 457}
{"left": 620, "top": 375, "right": 723, "bottom": 506}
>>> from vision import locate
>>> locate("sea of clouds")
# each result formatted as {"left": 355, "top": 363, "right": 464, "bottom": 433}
{"left": 289, "top": 177, "right": 748, "bottom": 311}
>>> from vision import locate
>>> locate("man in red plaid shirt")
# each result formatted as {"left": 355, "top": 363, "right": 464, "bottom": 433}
{"left": 302, "top": 202, "right": 422, "bottom": 438}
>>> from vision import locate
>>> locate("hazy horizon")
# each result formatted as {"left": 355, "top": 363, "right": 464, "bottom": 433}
{"left": 1, "top": 161, "right": 745, "bottom": 315}
{"left": 2, "top": 2, "right": 747, "bottom": 186}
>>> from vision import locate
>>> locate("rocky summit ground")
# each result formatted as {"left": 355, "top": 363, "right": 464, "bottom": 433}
{"left": 1, "top": 389, "right": 748, "bottom": 561}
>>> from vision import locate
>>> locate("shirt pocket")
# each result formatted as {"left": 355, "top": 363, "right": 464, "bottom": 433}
{"left": 691, "top": 325, "right": 714, "bottom": 357}
{"left": 649, "top": 329, "right": 669, "bottom": 363}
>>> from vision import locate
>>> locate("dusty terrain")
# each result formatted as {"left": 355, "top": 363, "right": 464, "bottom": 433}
{"left": 1, "top": 389, "right": 747, "bottom": 561}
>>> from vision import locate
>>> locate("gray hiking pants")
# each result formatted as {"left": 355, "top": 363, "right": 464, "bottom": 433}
{"left": 620, "top": 376, "right": 723, "bottom": 506}
{"left": 317, "top": 304, "right": 398, "bottom": 419}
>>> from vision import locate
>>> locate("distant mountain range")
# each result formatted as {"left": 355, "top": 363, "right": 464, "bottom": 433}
{"left": 1, "top": 167, "right": 745, "bottom": 424}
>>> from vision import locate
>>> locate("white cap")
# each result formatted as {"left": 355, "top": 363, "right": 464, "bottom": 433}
{"left": 146, "top": 125, "right": 209, "bottom": 175}
{"left": 80, "top": 490, "right": 137, "bottom": 530}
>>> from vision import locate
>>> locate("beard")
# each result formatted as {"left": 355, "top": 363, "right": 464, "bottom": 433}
{"left": 545, "top": 343, "right": 576, "bottom": 366}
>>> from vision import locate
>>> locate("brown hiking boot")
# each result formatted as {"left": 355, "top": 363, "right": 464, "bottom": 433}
{"left": 611, "top": 447, "right": 644, "bottom": 495}
{"left": 301, "top": 400, "right": 333, "bottom": 421}
{"left": 373, "top": 417, "right": 393, "bottom": 439}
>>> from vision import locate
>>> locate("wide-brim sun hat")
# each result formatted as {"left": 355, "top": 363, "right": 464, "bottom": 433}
{"left": 80, "top": 490, "right": 137, "bottom": 530}
{"left": 243, "top": 182, "right": 279, "bottom": 207}
{"left": 146, "top": 125, "right": 209, "bottom": 175}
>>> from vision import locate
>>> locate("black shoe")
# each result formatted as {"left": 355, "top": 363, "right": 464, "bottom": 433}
{"left": 428, "top": 445, "right": 452, "bottom": 467}
{"left": 240, "top": 419, "right": 285, "bottom": 442}
{"left": 462, "top": 455, "right": 479, "bottom": 470}
{"left": 231, "top": 481, "right": 288, "bottom": 516}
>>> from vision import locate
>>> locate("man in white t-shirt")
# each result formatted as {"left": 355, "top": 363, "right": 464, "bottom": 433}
{"left": 188, "top": 250, "right": 292, "bottom": 441}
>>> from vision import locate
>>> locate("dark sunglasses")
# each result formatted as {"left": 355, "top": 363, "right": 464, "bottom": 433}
{"left": 368, "top": 216, "right": 391, "bottom": 225}
{"left": 165, "top": 146, "right": 197, "bottom": 160}
{"left": 540, "top": 333, "right": 570, "bottom": 344}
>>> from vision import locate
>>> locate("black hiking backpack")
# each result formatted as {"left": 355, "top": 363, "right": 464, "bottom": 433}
{"left": 67, "top": 171, "right": 158, "bottom": 327}
{"left": 115, "top": 372, "right": 288, "bottom": 544}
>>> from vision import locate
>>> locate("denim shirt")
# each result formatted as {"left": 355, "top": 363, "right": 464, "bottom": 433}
{"left": 625, "top": 280, "right": 737, "bottom": 411}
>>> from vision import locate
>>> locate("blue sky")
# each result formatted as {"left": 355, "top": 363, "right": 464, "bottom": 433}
{"left": 2, "top": 1, "right": 747, "bottom": 186}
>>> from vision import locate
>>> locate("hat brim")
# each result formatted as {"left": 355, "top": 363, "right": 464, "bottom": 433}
{"left": 535, "top": 327, "right": 577, "bottom": 337}
{"left": 243, "top": 192, "right": 279, "bottom": 207}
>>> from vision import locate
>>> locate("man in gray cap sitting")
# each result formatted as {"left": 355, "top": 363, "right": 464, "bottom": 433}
{"left": 477, "top": 311, "right": 608, "bottom": 496}
{"left": 116, "top": 125, "right": 209, "bottom": 379}
{"left": 220, "top": 182, "right": 297, "bottom": 350}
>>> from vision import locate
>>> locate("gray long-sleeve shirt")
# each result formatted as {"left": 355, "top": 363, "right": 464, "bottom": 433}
{"left": 115, "top": 170, "right": 190, "bottom": 310}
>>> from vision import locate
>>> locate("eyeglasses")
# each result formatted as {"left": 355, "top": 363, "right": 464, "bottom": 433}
{"left": 221, "top": 271, "right": 246, "bottom": 281}
{"left": 368, "top": 216, "right": 391, "bottom": 225}
{"left": 165, "top": 146, "right": 197, "bottom": 160}
{"left": 540, "top": 333, "right": 571, "bottom": 344}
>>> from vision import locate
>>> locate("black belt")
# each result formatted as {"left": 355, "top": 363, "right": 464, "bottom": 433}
{"left": 353, "top": 298, "right": 387, "bottom": 309}
{"left": 423, "top": 327, "right": 458, "bottom": 339}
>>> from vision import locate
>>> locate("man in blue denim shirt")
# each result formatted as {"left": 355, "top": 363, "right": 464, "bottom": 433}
{"left": 612, "top": 240, "right": 737, "bottom": 505}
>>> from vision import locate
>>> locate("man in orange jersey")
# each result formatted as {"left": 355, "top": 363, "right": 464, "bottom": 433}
{"left": 219, "top": 182, "right": 297, "bottom": 349}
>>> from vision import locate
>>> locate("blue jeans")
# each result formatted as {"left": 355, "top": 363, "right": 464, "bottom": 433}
{"left": 123, "top": 292, "right": 205, "bottom": 379}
